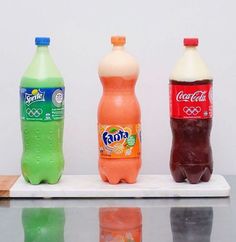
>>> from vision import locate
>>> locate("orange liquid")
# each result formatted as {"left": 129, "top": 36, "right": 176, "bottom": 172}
{"left": 98, "top": 76, "right": 141, "bottom": 184}
{"left": 99, "top": 207, "right": 142, "bottom": 242}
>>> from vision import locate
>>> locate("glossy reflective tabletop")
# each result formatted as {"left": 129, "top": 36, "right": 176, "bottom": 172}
{"left": 0, "top": 176, "right": 235, "bottom": 242}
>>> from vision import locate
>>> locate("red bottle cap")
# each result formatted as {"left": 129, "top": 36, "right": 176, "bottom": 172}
{"left": 183, "top": 38, "right": 199, "bottom": 47}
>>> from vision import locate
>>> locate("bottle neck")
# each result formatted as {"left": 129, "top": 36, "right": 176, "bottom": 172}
{"left": 183, "top": 46, "right": 199, "bottom": 59}
{"left": 112, "top": 45, "right": 125, "bottom": 51}
{"left": 184, "top": 46, "right": 197, "bottom": 52}
{"left": 36, "top": 46, "right": 50, "bottom": 54}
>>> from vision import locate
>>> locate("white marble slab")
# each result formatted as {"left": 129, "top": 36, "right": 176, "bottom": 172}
{"left": 10, "top": 175, "right": 230, "bottom": 198}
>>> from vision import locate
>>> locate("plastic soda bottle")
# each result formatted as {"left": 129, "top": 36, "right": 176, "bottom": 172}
{"left": 22, "top": 208, "right": 65, "bottom": 242}
{"left": 169, "top": 38, "right": 213, "bottom": 184}
{"left": 98, "top": 36, "right": 141, "bottom": 184}
{"left": 20, "top": 37, "right": 65, "bottom": 184}
{"left": 99, "top": 207, "right": 142, "bottom": 242}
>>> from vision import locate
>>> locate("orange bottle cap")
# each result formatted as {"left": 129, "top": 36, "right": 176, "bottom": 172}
{"left": 111, "top": 36, "right": 126, "bottom": 46}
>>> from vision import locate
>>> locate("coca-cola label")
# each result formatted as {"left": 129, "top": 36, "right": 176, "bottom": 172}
{"left": 169, "top": 83, "right": 213, "bottom": 119}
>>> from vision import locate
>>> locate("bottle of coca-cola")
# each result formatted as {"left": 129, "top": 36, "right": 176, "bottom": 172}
{"left": 169, "top": 38, "right": 213, "bottom": 184}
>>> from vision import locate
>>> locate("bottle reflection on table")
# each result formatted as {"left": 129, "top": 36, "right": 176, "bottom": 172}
{"left": 22, "top": 208, "right": 65, "bottom": 242}
{"left": 99, "top": 207, "right": 142, "bottom": 242}
{"left": 170, "top": 207, "right": 213, "bottom": 242}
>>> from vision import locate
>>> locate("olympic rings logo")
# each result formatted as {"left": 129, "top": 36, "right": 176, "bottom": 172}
{"left": 26, "top": 108, "right": 43, "bottom": 117}
{"left": 183, "top": 106, "right": 201, "bottom": 116}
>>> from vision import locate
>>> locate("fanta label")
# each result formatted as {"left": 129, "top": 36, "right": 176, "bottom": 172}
{"left": 98, "top": 124, "right": 141, "bottom": 158}
{"left": 170, "top": 83, "right": 213, "bottom": 119}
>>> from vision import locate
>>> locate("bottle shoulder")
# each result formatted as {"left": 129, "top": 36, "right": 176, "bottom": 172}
{"left": 170, "top": 49, "right": 212, "bottom": 81}
{"left": 98, "top": 50, "right": 139, "bottom": 77}
{"left": 20, "top": 77, "right": 64, "bottom": 88}
{"left": 23, "top": 50, "right": 62, "bottom": 80}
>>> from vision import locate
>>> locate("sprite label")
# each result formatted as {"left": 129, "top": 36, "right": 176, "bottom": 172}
{"left": 20, "top": 87, "right": 65, "bottom": 121}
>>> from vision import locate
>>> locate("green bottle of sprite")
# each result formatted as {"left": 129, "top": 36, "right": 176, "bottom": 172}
{"left": 20, "top": 37, "right": 65, "bottom": 184}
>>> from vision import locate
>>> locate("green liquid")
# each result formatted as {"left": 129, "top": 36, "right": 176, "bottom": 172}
{"left": 20, "top": 77, "right": 64, "bottom": 88}
{"left": 21, "top": 77, "right": 64, "bottom": 184}
{"left": 20, "top": 45, "right": 65, "bottom": 185}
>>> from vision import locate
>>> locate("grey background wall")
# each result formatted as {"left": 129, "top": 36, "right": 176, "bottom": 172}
{"left": 0, "top": 0, "right": 235, "bottom": 175}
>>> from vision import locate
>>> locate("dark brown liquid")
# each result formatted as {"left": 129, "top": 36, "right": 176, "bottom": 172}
{"left": 170, "top": 79, "right": 213, "bottom": 184}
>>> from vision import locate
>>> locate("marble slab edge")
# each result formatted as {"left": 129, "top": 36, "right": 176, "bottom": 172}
{"left": 3, "top": 174, "right": 230, "bottom": 198}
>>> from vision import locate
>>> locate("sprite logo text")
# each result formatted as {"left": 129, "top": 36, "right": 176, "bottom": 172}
{"left": 25, "top": 89, "right": 45, "bottom": 106}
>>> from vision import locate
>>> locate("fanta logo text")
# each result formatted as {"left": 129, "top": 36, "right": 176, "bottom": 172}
{"left": 25, "top": 90, "right": 45, "bottom": 106}
{"left": 102, "top": 130, "right": 128, "bottom": 146}
{"left": 176, "top": 90, "right": 207, "bottom": 102}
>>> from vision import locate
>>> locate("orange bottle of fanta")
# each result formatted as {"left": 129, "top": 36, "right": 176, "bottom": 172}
{"left": 98, "top": 36, "right": 141, "bottom": 184}
{"left": 99, "top": 207, "right": 142, "bottom": 242}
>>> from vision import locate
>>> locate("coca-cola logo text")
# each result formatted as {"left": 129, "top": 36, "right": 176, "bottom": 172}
{"left": 176, "top": 90, "right": 207, "bottom": 102}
